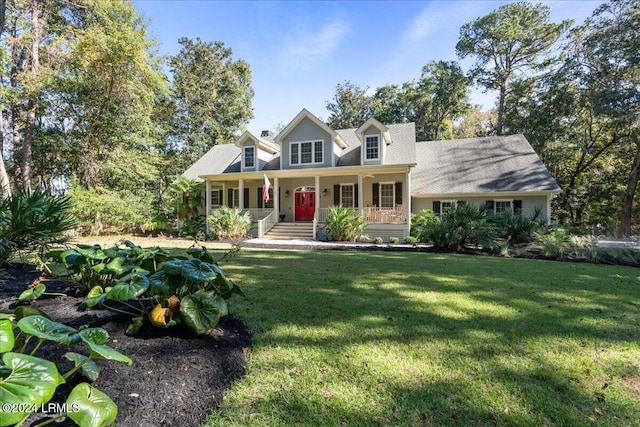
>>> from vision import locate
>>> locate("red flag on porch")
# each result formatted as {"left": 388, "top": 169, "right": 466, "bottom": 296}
{"left": 262, "top": 174, "right": 271, "bottom": 203}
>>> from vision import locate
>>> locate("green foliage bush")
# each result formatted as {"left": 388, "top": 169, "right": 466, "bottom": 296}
{"left": 404, "top": 236, "right": 418, "bottom": 245}
{"left": 421, "top": 203, "right": 497, "bottom": 251}
{"left": 70, "top": 183, "right": 157, "bottom": 235}
{"left": 324, "top": 206, "right": 366, "bottom": 242}
{"left": 487, "top": 208, "right": 545, "bottom": 244}
{"left": 180, "top": 215, "right": 206, "bottom": 240}
{"left": 388, "top": 236, "right": 399, "bottom": 244}
{"left": 373, "top": 236, "right": 383, "bottom": 244}
{"left": 51, "top": 242, "right": 246, "bottom": 335}
{"left": 0, "top": 189, "right": 77, "bottom": 264}
{"left": 410, "top": 209, "right": 439, "bottom": 241}
{"left": 0, "top": 309, "right": 130, "bottom": 427}
{"left": 207, "top": 207, "right": 252, "bottom": 240}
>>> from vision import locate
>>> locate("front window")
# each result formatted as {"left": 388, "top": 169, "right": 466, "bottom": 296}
{"left": 380, "top": 183, "right": 394, "bottom": 208}
{"left": 211, "top": 190, "right": 221, "bottom": 207}
{"left": 231, "top": 188, "right": 239, "bottom": 208}
{"left": 495, "top": 200, "right": 512, "bottom": 213}
{"left": 365, "top": 135, "right": 380, "bottom": 160}
{"left": 290, "top": 140, "right": 323, "bottom": 165}
{"left": 441, "top": 201, "right": 453, "bottom": 216}
{"left": 340, "top": 184, "right": 354, "bottom": 207}
{"left": 244, "top": 146, "right": 255, "bottom": 168}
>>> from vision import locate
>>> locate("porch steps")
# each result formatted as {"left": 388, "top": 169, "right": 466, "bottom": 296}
{"left": 263, "top": 222, "right": 314, "bottom": 240}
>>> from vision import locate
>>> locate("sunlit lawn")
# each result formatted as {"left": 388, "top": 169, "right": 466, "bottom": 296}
{"left": 203, "top": 249, "right": 640, "bottom": 426}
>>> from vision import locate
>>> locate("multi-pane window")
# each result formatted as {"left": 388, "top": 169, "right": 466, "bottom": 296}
{"left": 365, "top": 135, "right": 380, "bottom": 160}
{"left": 495, "top": 200, "right": 512, "bottom": 213}
{"left": 244, "top": 146, "right": 255, "bottom": 168}
{"left": 211, "top": 190, "right": 221, "bottom": 207}
{"left": 290, "top": 140, "right": 322, "bottom": 165}
{"left": 380, "top": 183, "right": 394, "bottom": 208}
{"left": 340, "top": 184, "right": 354, "bottom": 207}
{"left": 231, "top": 188, "right": 239, "bottom": 208}
{"left": 441, "top": 201, "right": 453, "bottom": 215}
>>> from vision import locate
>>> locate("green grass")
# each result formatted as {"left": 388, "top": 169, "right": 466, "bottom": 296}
{"left": 205, "top": 250, "right": 640, "bottom": 426}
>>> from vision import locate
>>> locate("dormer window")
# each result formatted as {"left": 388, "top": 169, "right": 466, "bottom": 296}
{"left": 244, "top": 146, "right": 255, "bottom": 168}
{"left": 365, "top": 135, "right": 380, "bottom": 160}
{"left": 290, "top": 140, "right": 323, "bottom": 165}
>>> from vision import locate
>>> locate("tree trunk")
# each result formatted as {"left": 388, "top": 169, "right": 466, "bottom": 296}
{"left": 618, "top": 137, "right": 640, "bottom": 237}
{"left": 9, "top": 0, "right": 21, "bottom": 185}
{"left": 496, "top": 83, "right": 506, "bottom": 136}
{"left": 0, "top": 110, "right": 11, "bottom": 199}
{"left": 21, "top": 0, "right": 40, "bottom": 193}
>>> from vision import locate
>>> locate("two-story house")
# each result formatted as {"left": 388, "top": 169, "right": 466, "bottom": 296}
{"left": 183, "top": 108, "right": 561, "bottom": 241}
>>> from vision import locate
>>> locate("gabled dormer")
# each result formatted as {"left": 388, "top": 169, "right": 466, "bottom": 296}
{"left": 234, "top": 131, "right": 279, "bottom": 172}
{"left": 275, "top": 109, "right": 347, "bottom": 169}
{"left": 355, "top": 117, "right": 392, "bottom": 165}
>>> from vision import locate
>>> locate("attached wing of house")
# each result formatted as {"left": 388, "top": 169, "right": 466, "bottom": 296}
{"left": 183, "top": 109, "right": 560, "bottom": 241}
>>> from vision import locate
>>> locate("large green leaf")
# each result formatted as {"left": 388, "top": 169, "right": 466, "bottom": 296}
{"left": 82, "top": 286, "right": 107, "bottom": 308}
{"left": 14, "top": 306, "right": 52, "bottom": 320}
{"left": 180, "top": 293, "right": 228, "bottom": 335}
{"left": 0, "top": 352, "right": 64, "bottom": 427}
{"left": 16, "top": 315, "right": 80, "bottom": 345}
{"left": 0, "top": 319, "right": 15, "bottom": 353}
{"left": 181, "top": 259, "right": 217, "bottom": 283}
{"left": 17, "top": 283, "right": 46, "bottom": 303}
{"left": 65, "top": 352, "right": 100, "bottom": 381}
{"left": 66, "top": 382, "right": 118, "bottom": 427}
{"left": 103, "top": 257, "right": 125, "bottom": 275}
{"left": 75, "top": 247, "right": 108, "bottom": 260}
{"left": 186, "top": 247, "right": 215, "bottom": 263}
{"left": 61, "top": 249, "right": 87, "bottom": 266}
{"left": 106, "top": 274, "right": 149, "bottom": 301}
{"left": 78, "top": 328, "right": 132, "bottom": 365}
{"left": 160, "top": 259, "right": 184, "bottom": 275}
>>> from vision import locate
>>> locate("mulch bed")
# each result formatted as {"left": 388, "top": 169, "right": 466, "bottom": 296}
{"left": 0, "top": 264, "right": 251, "bottom": 427}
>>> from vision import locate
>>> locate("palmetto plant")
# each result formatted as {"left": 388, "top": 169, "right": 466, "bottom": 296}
{"left": 208, "top": 207, "right": 252, "bottom": 240}
{"left": 0, "top": 189, "right": 78, "bottom": 264}
{"left": 324, "top": 206, "right": 366, "bottom": 242}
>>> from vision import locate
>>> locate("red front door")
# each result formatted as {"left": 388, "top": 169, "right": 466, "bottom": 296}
{"left": 294, "top": 191, "right": 315, "bottom": 221}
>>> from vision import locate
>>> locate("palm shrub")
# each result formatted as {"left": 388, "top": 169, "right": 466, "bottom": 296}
{"left": 422, "top": 203, "right": 497, "bottom": 251}
{"left": 208, "top": 207, "right": 252, "bottom": 240}
{"left": 324, "top": 206, "right": 366, "bottom": 242}
{"left": 487, "top": 208, "right": 545, "bottom": 244}
{"left": 410, "top": 209, "right": 439, "bottom": 242}
{"left": 0, "top": 189, "right": 77, "bottom": 264}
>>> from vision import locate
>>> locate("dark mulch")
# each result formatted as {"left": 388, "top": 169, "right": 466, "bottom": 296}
{"left": 0, "top": 264, "right": 251, "bottom": 427}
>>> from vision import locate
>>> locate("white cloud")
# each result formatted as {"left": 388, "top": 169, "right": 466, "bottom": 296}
{"left": 280, "top": 20, "right": 351, "bottom": 72}
{"left": 404, "top": 7, "right": 438, "bottom": 43}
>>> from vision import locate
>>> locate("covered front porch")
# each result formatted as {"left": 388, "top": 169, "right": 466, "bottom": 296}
{"left": 202, "top": 166, "right": 412, "bottom": 240}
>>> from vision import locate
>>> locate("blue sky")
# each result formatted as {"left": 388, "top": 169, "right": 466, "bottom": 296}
{"left": 132, "top": 0, "right": 601, "bottom": 133}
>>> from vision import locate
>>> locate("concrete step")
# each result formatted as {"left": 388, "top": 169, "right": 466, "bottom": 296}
{"left": 264, "top": 222, "right": 314, "bottom": 240}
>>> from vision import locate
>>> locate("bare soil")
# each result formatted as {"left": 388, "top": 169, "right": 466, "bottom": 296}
{"left": 0, "top": 263, "right": 251, "bottom": 427}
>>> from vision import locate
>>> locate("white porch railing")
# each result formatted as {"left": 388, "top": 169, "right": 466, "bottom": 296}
{"left": 246, "top": 208, "right": 272, "bottom": 220}
{"left": 315, "top": 206, "right": 408, "bottom": 224}
{"left": 258, "top": 210, "right": 278, "bottom": 238}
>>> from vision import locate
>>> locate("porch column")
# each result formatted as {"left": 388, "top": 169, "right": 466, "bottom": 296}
{"left": 274, "top": 177, "right": 279, "bottom": 215}
{"left": 357, "top": 174, "right": 363, "bottom": 217}
{"left": 205, "top": 180, "right": 211, "bottom": 235}
{"left": 222, "top": 182, "right": 226, "bottom": 207}
{"left": 315, "top": 175, "right": 320, "bottom": 217}
{"left": 406, "top": 169, "right": 411, "bottom": 226}
{"left": 546, "top": 194, "right": 552, "bottom": 223}
{"left": 239, "top": 179, "right": 244, "bottom": 210}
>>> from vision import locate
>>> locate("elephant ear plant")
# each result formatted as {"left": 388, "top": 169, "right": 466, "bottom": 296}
{"left": 0, "top": 310, "right": 132, "bottom": 427}
{"left": 77, "top": 245, "right": 245, "bottom": 335}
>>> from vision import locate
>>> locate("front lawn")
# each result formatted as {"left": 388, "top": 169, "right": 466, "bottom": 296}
{"left": 207, "top": 250, "right": 640, "bottom": 426}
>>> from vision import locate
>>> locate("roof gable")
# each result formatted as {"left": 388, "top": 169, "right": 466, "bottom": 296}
{"left": 355, "top": 117, "right": 391, "bottom": 145}
{"left": 234, "top": 131, "right": 279, "bottom": 154}
{"left": 275, "top": 108, "right": 347, "bottom": 149}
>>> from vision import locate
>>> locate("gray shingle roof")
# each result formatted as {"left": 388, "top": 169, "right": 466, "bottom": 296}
{"left": 411, "top": 134, "right": 561, "bottom": 195}
{"left": 335, "top": 122, "right": 416, "bottom": 166}
{"left": 182, "top": 144, "right": 241, "bottom": 181}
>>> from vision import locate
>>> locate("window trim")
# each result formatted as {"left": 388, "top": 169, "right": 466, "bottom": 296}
{"left": 492, "top": 199, "right": 513, "bottom": 214}
{"left": 211, "top": 189, "right": 222, "bottom": 207}
{"left": 364, "top": 134, "right": 381, "bottom": 161}
{"left": 439, "top": 200, "right": 455, "bottom": 216}
{"left": 290, "top": 139, "right": 323, "bottom": 165}
{"left": 243, "top": 146, "right": 255, "bottom": 169}
{"left": 379, "top": 182, "right": 395, "bottom": 209}
{"left": 339, "top": 183, "right": 355, "bottom": 207}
